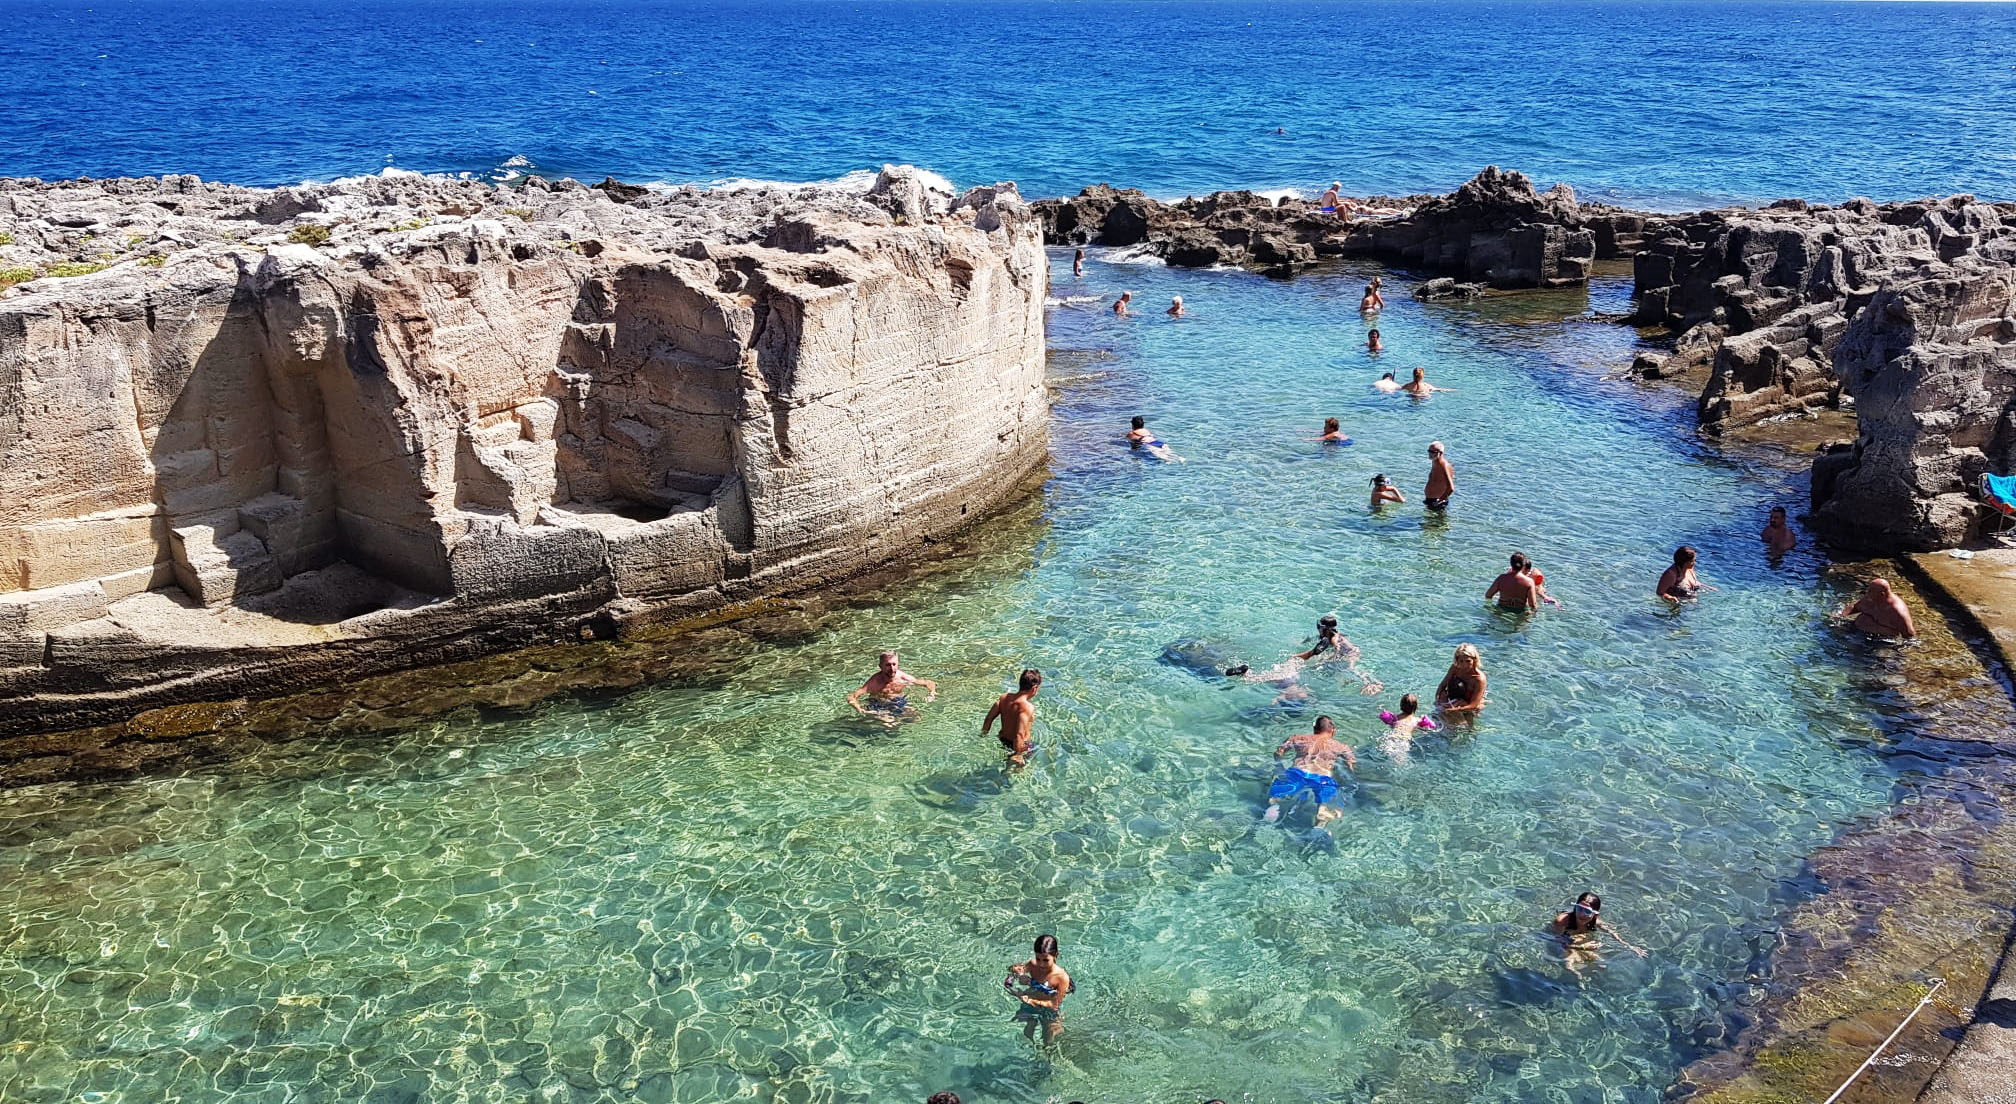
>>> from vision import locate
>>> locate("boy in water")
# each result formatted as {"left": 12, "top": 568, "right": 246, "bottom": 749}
{"left": 982, "top": 668, "right": 1043, "bottom": 767}
{"left": 846, "top": 649, "right": 938, "bottom": 724}
{"left": 1263, "top": 715, "right": 1357, "bottom": 826}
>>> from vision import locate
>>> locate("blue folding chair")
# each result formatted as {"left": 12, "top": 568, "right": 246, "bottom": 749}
{"left": 1981, "top": 473, "right": 2016, "bottom": 543}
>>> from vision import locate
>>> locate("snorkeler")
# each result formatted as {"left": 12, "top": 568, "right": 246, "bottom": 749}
{"left": 981, "top": 668, "right": 1042, "bottom": 767}
{"left": 1486, "top": 552, "right": 1539, "bottom": 612}
{"left": 1403, "top": 367, "right": 1453, "bottom": 396}
{"left": 1126, "top": 415, "right": 1185, "bottom": 462}
{"left": 1553, "top": 892, "right": 1647, "bottom": 973}
{"left": 1367, "top": 328, "right": 1384, "bottom": 355}
{"left": 1434, "top": 643, "right": 1487, "bottom": 716}
{"left": 1113, "top": 290, "right": 1132, "bottom": 316}
{"left": 846, "top": 649, "right": 938, "bottom": 723}
{"left": 1424, "top": 441, "right": 1455, "bottom": 509}
{"left": 1370, "top": 473, "right": 1405, "bottom": 508}
{"left": 1306, "top": 417, "right": 1351, "bottom": 444}
{"left": 1262, "top": 715, "right": 1357, "bottom": 826}
{"left": 1167, "top": 295, "right": 1185, "bottom": 318}
{"left": 1293, "top": 614, "right": 1382, "bottom": 694}
{"left": 1762, "top": 506, "right": 1797, "bottom": 553}
{"left": 1374, "top": 372, "right": 1402, "bottom": 392}
{"left": 1072, "top": 247, "right": 1085, "bottom": 279}
{"left": 1004, "top": 934, "right": 1073, "bottom": 1043}
{"left": 1837, "top": 577, "right": 1917, "bottom": 639}
{"left": 1656, "top": 545, "right": 1714, "bottom": 603}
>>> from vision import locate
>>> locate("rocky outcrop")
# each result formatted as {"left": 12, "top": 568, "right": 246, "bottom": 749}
{"left": 0, "top": 166, "right": 1048, "bottom": 733}
{"left": 1626, "top": 193, "right": 2016, "bottom": 551}
{"left": 1035, "top": 167, "right": 1642, "bottom": 287}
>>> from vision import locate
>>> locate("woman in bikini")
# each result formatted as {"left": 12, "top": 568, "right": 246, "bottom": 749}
{"left": 1553, "top": 892, "right": 1646, "bottom": 974}
{"left": 1004, "top": 934, "right": 1073, "bottom": 1044}
{"left": 1434, "top": 642, "right": 1487, "bottom": 716}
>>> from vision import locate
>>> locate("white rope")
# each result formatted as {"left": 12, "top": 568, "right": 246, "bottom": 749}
{"left": 1820, "top": 976, "right": 1947, "bottom": 1104}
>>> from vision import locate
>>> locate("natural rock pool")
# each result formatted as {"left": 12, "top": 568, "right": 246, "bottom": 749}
{"left": 0, "top": 252, "right": 1979, "bottom": 1102}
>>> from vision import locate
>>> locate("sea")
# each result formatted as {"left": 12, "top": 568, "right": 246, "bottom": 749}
{"left": 3, "top": 3, "right": 2016, "bottom": 1103}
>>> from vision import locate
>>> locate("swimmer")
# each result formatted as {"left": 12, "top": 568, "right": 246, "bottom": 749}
{"left": 1113, "top": 290, "right": 1132, "bottom": 316}
{"left": 1402, "top": 367, "right": 1453, "bottom": 396}
{"left": 1262, "top": 715, "right": 1357, "bottom": 826}
{"left": 1379, "top": 692, "right": 1435, "bottom": 763}
{"left": 1126, "top": 415, "right": 1185, "bottom": 462}
{"left": 1521, "top": 559, "right": 1564, "bottom": 608}
{"left": 1167, "top": 295, "right": 1185, "bottom": 318}
{"left": 1762, "top": 506, "right": 1797, "bottom": 554}
{"left": 1004, "top": 934, "right": 1072, "bottom": 1043}
{"left": 1553, "top": 892, "right": 1647, "bottom": 974}
{"left": 1656, "top": 545, "right": 1715, "bottom": 603}
{"left": 981, "top": 668, "right": 1042, "bottom": 768}
{"left": 1486, "top": 552, "right": 1539, "bottom": 612}
{"left": 1836, "top": 576, "right": 1917, "bottom": 639}
{"left": 1367, "top": 328, "right": 1384, "bottom": 355}
{"left": 847, "top": 649, "right": 939, "bottom": 724}
{"left": 1370, "top": 472, "right": 1405, "bottom": 508}
{"left": 1305, "top": 416, "right": 1351, "bottom": 444}
{"left": 1424, "top": 441, "right": 1455, "bottom": 510}
{"left": 1072, "top": 247, "right": 1085, "bottom": 279}
{"left": 1359, "top": 282, "right": 1384, "bottom": 314}
{"left": 1294, "top": 614, "right": 1382, "bottom": 694}
{"left": 1318, "top": 181, "right": 1342, "bottom": 213}
{"left": 1434, "top": 642, "right": 1487, "bottom": 716}
{"left": 1374, "top": 371, "right": 1402, "bottom": 393}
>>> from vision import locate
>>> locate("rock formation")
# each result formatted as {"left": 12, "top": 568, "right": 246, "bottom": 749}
{"left": 1629, "top": 195, "right": 2016, "bottom": 551}
{"left": 0, "top": 166, "right": 1048, "bottom": 733}
{"left": 1034, "top": 167, "right": 1650, "bottom": 286}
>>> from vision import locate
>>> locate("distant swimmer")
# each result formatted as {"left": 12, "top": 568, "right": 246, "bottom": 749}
{"left": 1554, "top": 892, "right": 1647, "bottom": 974}
{"left": 1113, "top": 290, "right": 1132, "bottom": 316}
{"left": 1837, "top": 576, "right": 1917, "bottom": 638}
{"left": 1073, "top": 247, "right": 1085, "bottom": 279}
{"left": 1306, "top": 416, "right": 1351, "bottom": 444}
{"left": 1004, "top": 933, "right": 1072, "bottom": 1043}
{"left": 1262, "top": 715, "right": 1357, "bottom": 825}
{"left": 982, "top": 668, "right": 1043, "bottom": 767}
{"left": 1366, "top": 328, "right": 1384, "bottom": 355}
{"left": 1522, "top": 559, "right": 1565, "bottom": 608}
{"left": 1424, "top": 441, "right": 1455, "bottom": 509}
{"left": 1402, "top": 367, "right": 1453, "bottom": 396}
{"left": 1370, "top": 472, "right": 1405, "bottom": 508}
{"left": 1319, "top": 181, "right": 1342, "bottom": 213}
{"left": 1434, "top": 642, "right": 1487, "bottom": 716}
{"left": 1167, "top": 295, "right": 1185, "bottom": 318}
{"left": 1656, "top": 545, "right": 1715, "bottom": 602}
{"left": 1359, "top": 282, "right": 1384, "bottom": 314}
{"left": 1486, "top": 552, "right": 1539, "bottom": 612}
{"left": 1761, "top": 506, "right": 1797, "bottom": 554}
{"left": 1126, "top": 415, "right": 1185, "bottom": 462}
{"left": 1374, "top": 371, "right": 1402, "bottom": 393}
{"left": 847, "top": 649, "right": 939, "bottom": 723}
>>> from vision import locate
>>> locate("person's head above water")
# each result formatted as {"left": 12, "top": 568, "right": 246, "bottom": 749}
{"left": 1313, "top": 715, "right": 1335, "bottom": 734}
{"left": 1371, "top": 472, "right": 1389, "bottom": 487}
{"left": 1131, "top": 415, "right": 1146, "bottom": 430}
{"left": 1509, "top": 552, "right": 1528, "bottom": 571}
{"left": 1323, "top": 417, "right": 1340, "bottom": 434}
{"left": 1018, "top": 668, "right": 1043, "bottom": 694}
{"left": 1398, "top": 692, "right": 1419, "bottom": 715}
{"left": 1770, "top": 506, "right": 1787, "bottom": 522}
{"left": 1368, "top": 328, "right": 1381, "bottom": 340}
{"left": 1428, "top": 441, "right": 1444, "bottom": 456}
{"left": 1674, "top": 545, "right": 1697, "bottom": 568}
{"left": 1119, "top": 290, "right": 1132, "bottom": 301}
{"left": 1318, "top": 614, "right": 1339, "bottom": 633}
{"left": 1412, "top": 367, "right": 1427, "bottom": 383}
{"left": 878, "top": 650, "right": 898, "bottom": 674}
{"left": 1031, "top": 933, "right": 1061, "bottom": 970}
{"left": 1865, "top": 577, "right": 1895, "bottom": 601}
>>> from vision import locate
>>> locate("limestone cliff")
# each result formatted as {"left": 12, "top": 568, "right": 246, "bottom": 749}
{"left": 0, "top": 168, "right": 1048, "bottom": 733}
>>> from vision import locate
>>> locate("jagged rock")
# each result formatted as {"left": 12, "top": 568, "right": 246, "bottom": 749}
{"left": 1413, "top": 278, "right": 1484, "bottom": 301}
{"left": 0, "top": 168, "right": 1049, "bottom": 738}
{"left": 593, "top": 176, "right": 650, "bottom": 204}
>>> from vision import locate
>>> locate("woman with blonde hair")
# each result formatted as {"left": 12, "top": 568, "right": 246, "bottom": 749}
{"left": 1435, "top": 643, "right": 1487, "bottom": 716}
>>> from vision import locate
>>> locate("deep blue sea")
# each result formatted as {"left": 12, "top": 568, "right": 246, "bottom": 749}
{"left": 4, "top": 0, "right": 2014, "bottom": 206}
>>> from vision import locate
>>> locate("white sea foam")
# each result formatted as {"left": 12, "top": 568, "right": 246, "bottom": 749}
{"left": 695, "top": 165, "right": 957, "bottom": 198}
{"left": 1044, "top": 294, "right": 1104, "bottom": 307}
{"left": 1252, "top": 187, "right": 1304, "bottom": 205}
{"left": 1098, "top": 244, "right": 1166, "bottom": 266}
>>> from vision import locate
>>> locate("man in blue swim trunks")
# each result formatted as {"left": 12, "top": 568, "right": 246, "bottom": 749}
{"left": 1263, "top": 715, "right": 1357, "bottom": 826}
{"left": 847, "top": 650, "right": 938, "bottom": 725}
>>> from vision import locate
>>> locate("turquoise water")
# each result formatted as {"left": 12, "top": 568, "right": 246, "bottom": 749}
{"left": 0, "top": 255, "right": 1915, "bottom": 1103}
{"left": 6, "top": 0, "right": 2016, "bottom": 205}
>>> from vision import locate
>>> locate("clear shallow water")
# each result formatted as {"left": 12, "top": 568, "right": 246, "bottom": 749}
{"left": 4, "top": 0, "right": 2015, "bottom": 205}
{"left": 0, "top": 255, "right": 1935, "bottom": 1102}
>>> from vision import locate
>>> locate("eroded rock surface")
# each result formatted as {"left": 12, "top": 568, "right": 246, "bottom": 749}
{"left": 0, "top": 166, "right": 1048, "bottom": 734}
{"left": 1034, "top": 167, "right": 1645, "bottom": 286}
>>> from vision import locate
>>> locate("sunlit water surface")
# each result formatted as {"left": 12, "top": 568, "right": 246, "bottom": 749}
{"left": 0, "top": 256, "right": 1921, "bottom": 1103}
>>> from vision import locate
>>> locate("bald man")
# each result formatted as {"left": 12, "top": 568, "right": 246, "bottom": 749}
{"left": 1838, "top": 578, "right": 1917, "bottom": 639}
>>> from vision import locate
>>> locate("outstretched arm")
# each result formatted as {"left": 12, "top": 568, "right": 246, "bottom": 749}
{"left": 1598, "top": 920, "right": 1648, "bottom": 957}
{"left": 847, "top": 682, "right": 872, "bottom": 715}
{"left": 909, "top": 675, "right": 939, "bottom": 702}
{"left": 981, "top": 699, "right": 1003, "bottom": 737}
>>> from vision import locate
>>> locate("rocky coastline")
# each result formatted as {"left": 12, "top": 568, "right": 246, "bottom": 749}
{"left": 0, "top": 167, "right": 1048, "bottom": 743}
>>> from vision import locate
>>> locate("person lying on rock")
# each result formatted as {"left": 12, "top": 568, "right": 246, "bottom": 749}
{"left": 847, "top": 649, "right": 937, "bottom": 724}
{"left": 1837, "top": 577, "right": 1917, "bottom": 639}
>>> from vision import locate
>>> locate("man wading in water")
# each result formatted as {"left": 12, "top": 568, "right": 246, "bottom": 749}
{"left": 846, "top": 649, "right": 938, "bottom": 724}
{"left": 982, "top": 668, "right": 1043, "bottom": 767}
